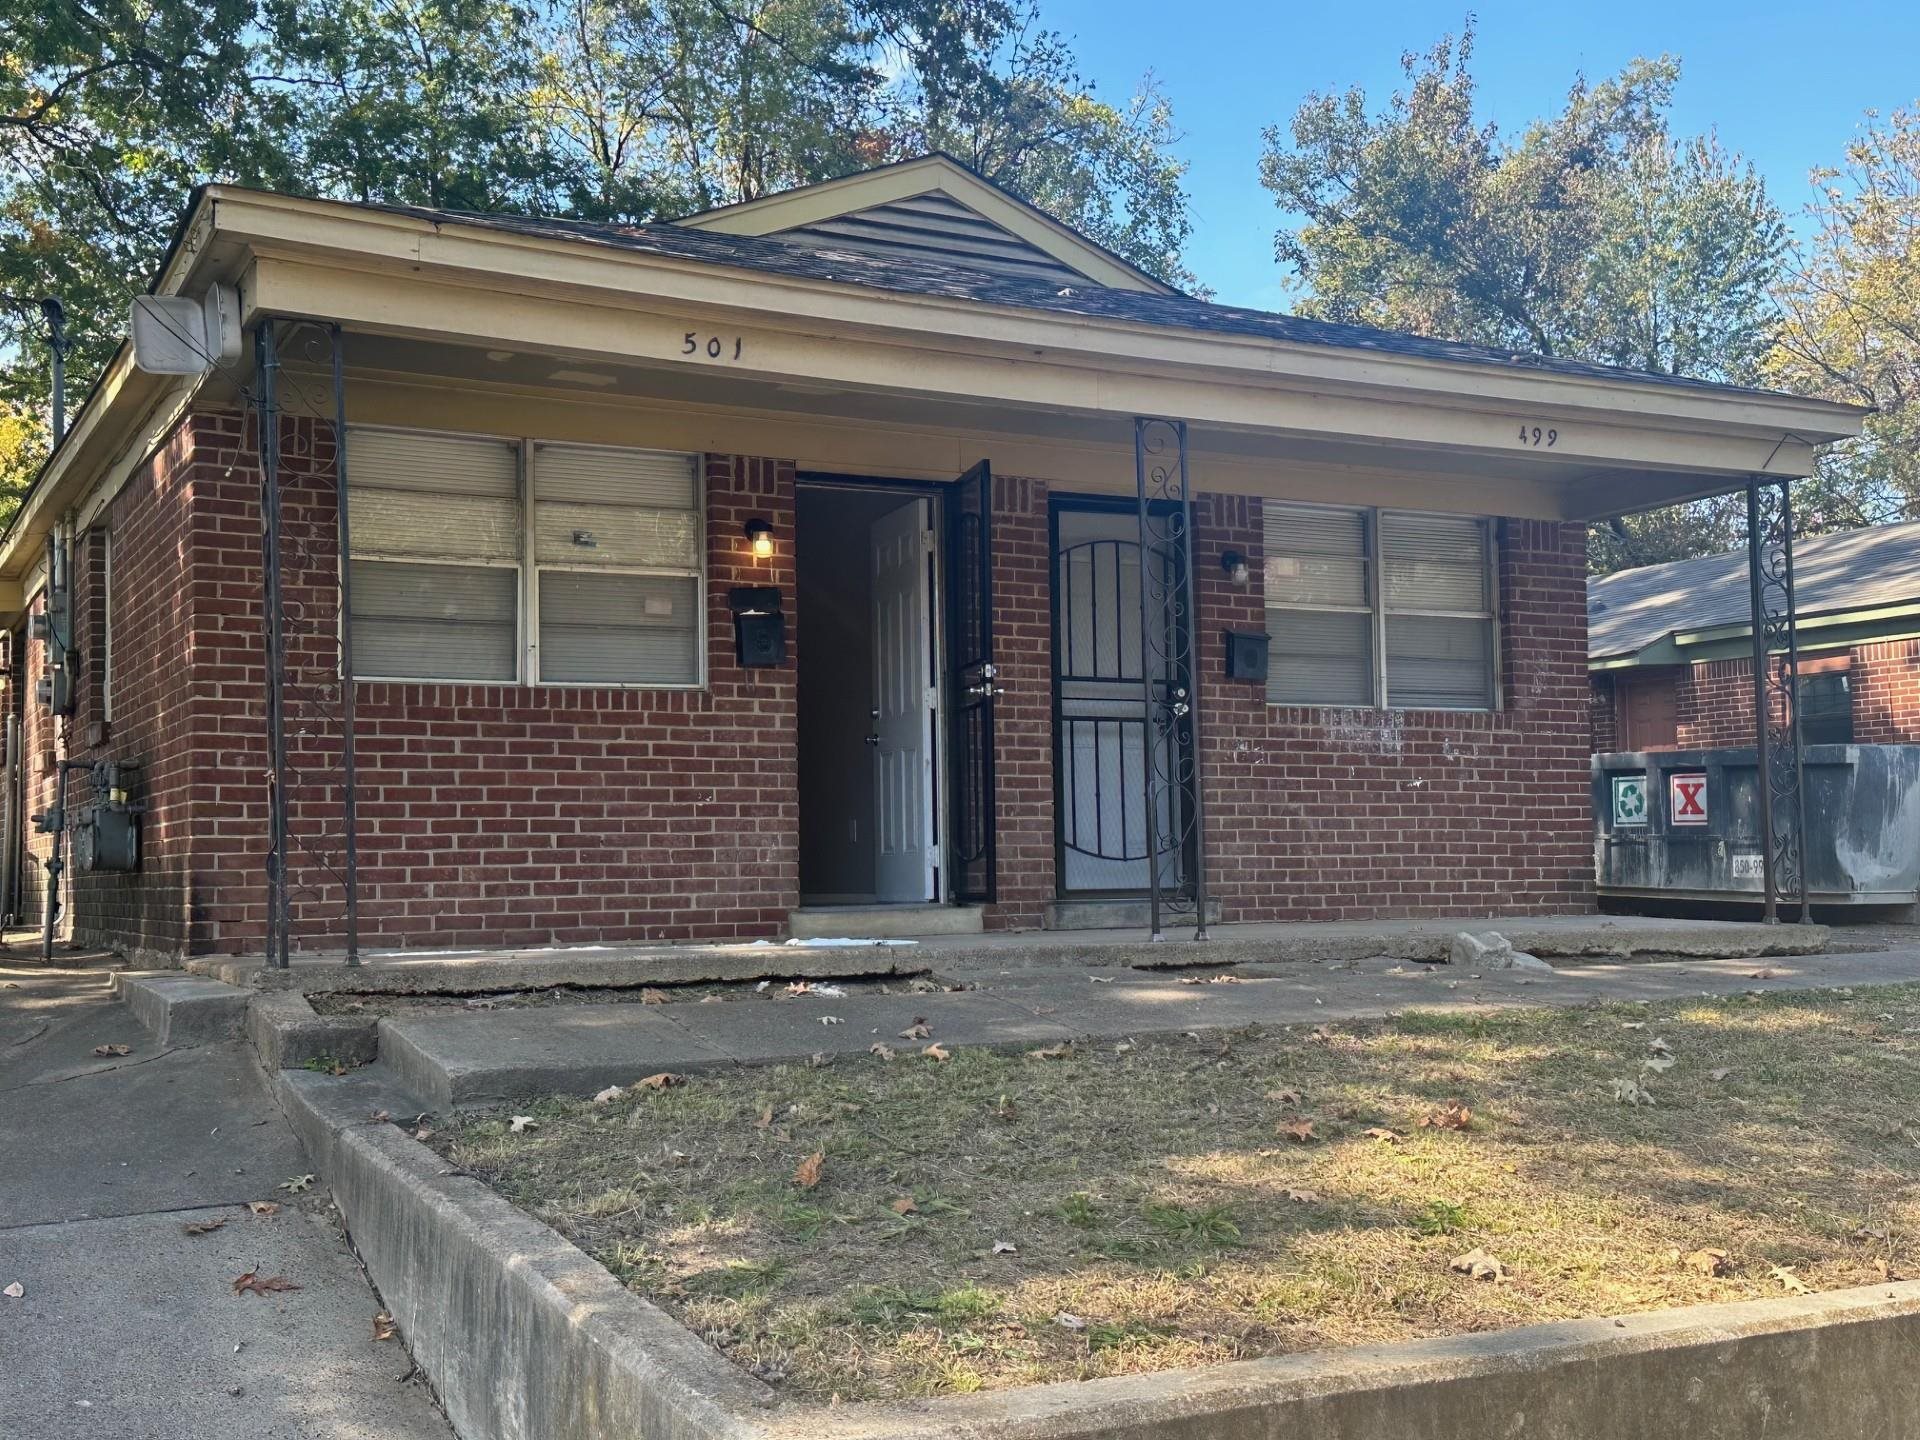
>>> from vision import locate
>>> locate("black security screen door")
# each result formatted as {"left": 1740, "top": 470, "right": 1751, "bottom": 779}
{"left": 945, "top": 461, "right": 997, "bottom": 903}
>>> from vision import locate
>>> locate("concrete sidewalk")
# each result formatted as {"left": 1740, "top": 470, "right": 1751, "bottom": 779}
{"left": 373, "top": 942, "right": 1920, "bottom": 1110}
{"left": 0, "top": 952, "right": 452, "bottom": 1440}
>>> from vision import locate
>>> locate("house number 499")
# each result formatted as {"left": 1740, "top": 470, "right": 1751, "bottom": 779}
{"left": 1516, "top": 423, "right": 1558, "bottom": 447}
{"left": 683, "top": 332, "right": 744, "bottom": 361}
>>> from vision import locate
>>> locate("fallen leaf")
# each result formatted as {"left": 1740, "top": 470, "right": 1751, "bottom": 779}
{"left": 411, "top": 1126, "right": 435, "bottom": 1142}
{"left": 819, "top": 1015, "right": 844, "bottom": 1026}
{"left": 1709, "top": 1068, "right": 1732, "bottom": 1082}
{"left": 1419, "top": 1100, "right": 1472, "bottom": 1132}
{"left": 1620, "top": 1021, "right": 1647, "bottom": 1031}
{"left": 889, "top": 1196, "right": 917, "bottom": 1215}
{"left": 995, "top": 1094, "right": 1018, "bottom": 1122}
{"left": 1053, "top": 1311, "right": 1087, "bottom": 1331}
{"left": 1278, "top": 1118, "right": 1318, "bottom": 1144}
{"left": 1685, "top": 1248, "right": 1731, "bottom": 1277}
{"left": 92, "top": 1043, "right": 131, "bottom": 1057}
{"left": 280, "top": 1173, "right": 316, "bottom": 1192}
{"left": 754, "top": 1105, "right": 774, "bottom": 1129}
{"left": 1770, "top": 1265, "right": 1811, "bottom": 1295}
{"left": 372, "top": 1311, "right": 397, "bottom": 1341}
{"left": 590, "top": 1086, "right": 624, "bottom": 1105}
{"left": 1642, "top": 1055, "right": 1676, "bottom": 1074}
{"left": 1363, "top": 1126, "right": 1403, "bottom": 1144}
{"left": 2, "top": 1281, "right": 21, "bottom": 1298}
{"left": 182, "top": 1217, "right": 228, "bottom": 1236}
{"left": 786, "top": 981, "right": 814, "bottom": 996}
{"left": 1026, "top": 1043, "right": 1073, "bottom": 1060}
{"left": 1210, "top": 974, "right": 1244, "bottom": 985}
{"left": 807, "top": 1051, "right": 832, "bottom": 1069}
{"left": 247, "top": 1202, "right": 280, "bottom": 1217}
{"left": 1307, "top": 1025, "right": 1335, "bottom": 1044}
{"left": 1179, "top": 975, "right": 1206, "bottom": 986}
{"left": 923, "top": 1043, "right": 951, "bottom": 1062}
{"left": 369, "top": 1109, "right": 392, "bottom": 1124}
{"left": 899, "top": 1021, "right": 931, "bottom": 1040}
{"left": 868, "top": 1042, "right": 896, "bottom": 1061}
{"left": 1450, "top": 1248, "right": 1508, "bottom": 1282}
{"left": 232, "top": 1271, "right": 301, "bottom": 1297}
{"left": 635, "top": 1072, "right": 684, "bottom": 1091}
{"left": 1113, "top": 1039, "right": 1135, "bottom": 1054}
{"left": 1648, "top": 1036, "right": 1674, "bottom": 1057}
{"left": 1611, "top": 1077, "right": 1656, "bottom": 1106}
{"left": 1747, "top": 968, "right": 1779, "bottom": 981}
{"left": 1266, "top": 1088, "right": 1303, "bottom": 1108}
{"left": 641, "top": 988, "right": 669, "bottom": 1005}
{"left": 992, "top": 1240, "right": 1018, "bottom": 1254}
{"left": 508, "top": 1116, "right": 538, "bottom": 1134}
{"left": 1876, "top": 1257, "right": 1899, "bottom": 1282}
{"left": 793, "top": 1151, "right": 825, "bottom": 1189}
{"left": 1281, "top": 1187, "right": 1322, "bottom": 1204}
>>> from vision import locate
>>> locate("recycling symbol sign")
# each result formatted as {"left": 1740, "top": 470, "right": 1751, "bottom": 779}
{"left": 1612, "top": 775, "right": 1649, "bottom": 826}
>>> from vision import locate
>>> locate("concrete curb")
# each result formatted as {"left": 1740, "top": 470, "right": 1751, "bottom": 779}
{"left": 279, "top": 1066, "right": 1920, "bottom": 1440}
{"left": 111, "top": 972, "right": 251, "bottom": 1046}
{"left": 278, "top": 1070, "right": 777, "bottom": 1440}
{"left": 246, "top": 990, "right": 380, "bottom": 1071}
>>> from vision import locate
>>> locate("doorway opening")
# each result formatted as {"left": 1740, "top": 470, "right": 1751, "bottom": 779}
{"left": 795, "top": 482, "right": 944, "bottom": 906}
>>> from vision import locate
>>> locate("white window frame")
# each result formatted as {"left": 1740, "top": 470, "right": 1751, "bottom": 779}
{"left": 1265, "top": 502, "right": 1501, "bottom": 712}
{"left": 343, "top": 425, "right": 707, "bottom": 690}
{"left": 526, "top": 437, "right": 708, "bottom": 690}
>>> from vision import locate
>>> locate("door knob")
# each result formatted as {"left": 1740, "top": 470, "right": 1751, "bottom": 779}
{"left": 865, "top": 733, "right": 880, "bottom": 746}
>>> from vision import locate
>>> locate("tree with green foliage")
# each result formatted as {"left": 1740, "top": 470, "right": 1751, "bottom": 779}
{"left": 1259, "top": 26, "right": 1794, "bottom": 574}
{"left": 1768, "top": 105, "right": 1920, "bottom": 534}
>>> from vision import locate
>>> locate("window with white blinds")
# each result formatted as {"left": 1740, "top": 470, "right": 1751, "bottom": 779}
{"left": 347, "top": 429, "right": 522, "bottom": 681}
{"left": 531, "top": 443, "right": 702, "bottom": 686}
{"left": 1263, "top": 502, "right": 1497, "bottom": 710}
{"left": 344, "top": 429, "right": 705, "bottom": 687}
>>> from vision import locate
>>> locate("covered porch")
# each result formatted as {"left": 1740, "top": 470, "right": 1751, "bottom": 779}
{"left": 0, "top": 184, "right": 1863, "bottom": 965}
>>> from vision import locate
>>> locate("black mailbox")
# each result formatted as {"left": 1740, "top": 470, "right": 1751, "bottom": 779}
{"left": 1223, "top": 629, "right": 1269, "bottom": 684}
{"left": 729, "top": 586, "right": 787, "bottom": 668}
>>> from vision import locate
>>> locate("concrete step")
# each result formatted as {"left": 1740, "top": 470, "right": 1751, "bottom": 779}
{"left": 111, "top": 972, "right": 252, "bottom": 1047}
{"left": 1045, "top": 897, "right": 1224, "bottom": 931}
{"left": 788, "top": 903, "right": 983, "bottom": 940}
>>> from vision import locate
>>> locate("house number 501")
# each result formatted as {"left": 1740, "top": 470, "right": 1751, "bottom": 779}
{"left": 683, "top": 332, "right": 744, "bottom": 361}
{"left": 1516, "top": 423, "right": 1558, "bottom": 448}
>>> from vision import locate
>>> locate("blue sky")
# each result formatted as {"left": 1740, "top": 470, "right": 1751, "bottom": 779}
{"left": 1040, "top": 0, "right": 1920, "bottom": 307}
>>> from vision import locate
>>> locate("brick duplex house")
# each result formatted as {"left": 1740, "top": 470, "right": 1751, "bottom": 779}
{"left": 0, "top": 156, "right": 1863, "bottom": 962}
{"left": 1591, "top": 520, "right": 1920, "bottom": 755}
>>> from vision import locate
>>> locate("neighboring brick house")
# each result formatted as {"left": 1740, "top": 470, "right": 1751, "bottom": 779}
{"left": 0, "top": 156, "right": 1863, "bottom": 962}
{"left": 1591, "top": 521, "right": 1920, "bottom": 755}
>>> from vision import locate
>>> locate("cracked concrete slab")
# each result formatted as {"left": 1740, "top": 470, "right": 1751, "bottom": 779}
{"left": 0, "top": 957, "right": 453, "bottom": 1440}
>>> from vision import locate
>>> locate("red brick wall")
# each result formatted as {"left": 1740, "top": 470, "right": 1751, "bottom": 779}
{"left": 1195, "top": 500, "right": 1593, "bottom": 919}
{"left": 44, "top": 404, "right": 1602, "bottom": 955}
{"left": 983, "top": 475, "right": 1055, "bottom": 930}
{"left": 1589, "top": 639, "right": 1920, "bottom": 753}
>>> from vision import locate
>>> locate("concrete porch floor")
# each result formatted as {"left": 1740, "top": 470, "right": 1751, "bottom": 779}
{"left": 182, "top": 914, "right": 1831, "bottom": 996}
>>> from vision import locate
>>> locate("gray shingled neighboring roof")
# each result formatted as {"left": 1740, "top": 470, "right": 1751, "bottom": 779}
{"left": 365, "top": 198, "right": 1823, "bottom": 402}
{"left": 1589, "top": 519, "right": 1920, "bottom": 661}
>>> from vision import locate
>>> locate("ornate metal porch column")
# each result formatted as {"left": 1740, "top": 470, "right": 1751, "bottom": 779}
{"left": 1134, "top": 417, "right": 1208, "bottom": 942}
{"left": 1745, "top": 478, "right": 1811, "bottom": 923}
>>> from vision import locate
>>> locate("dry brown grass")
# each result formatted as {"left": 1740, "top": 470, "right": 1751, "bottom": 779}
{"left": 433, "top": 984, "right": 1920, "bottom": 1401}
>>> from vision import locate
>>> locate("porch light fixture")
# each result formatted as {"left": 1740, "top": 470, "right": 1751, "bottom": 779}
{"left": 744, "top": 517, "right": 776, "bottom": 560}
{"left": 1220, "top": 549, "right": 1250, "bottom": 584}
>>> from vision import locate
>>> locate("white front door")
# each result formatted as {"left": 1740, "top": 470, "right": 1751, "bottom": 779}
{"left": 871, "top": 497, "right": 936, "bottom": 903}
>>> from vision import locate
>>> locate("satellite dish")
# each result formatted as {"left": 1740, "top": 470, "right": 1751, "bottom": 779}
{"left": 130, "top": 284, "right": 242, "bottom": 375}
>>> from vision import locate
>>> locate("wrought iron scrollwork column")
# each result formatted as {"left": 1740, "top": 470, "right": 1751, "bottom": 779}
{"left": 1745, "top": 478, "right": 1810, "bottom": 923}
{"left": 1134, "top": 417, "right": 1208, "bottom": 942}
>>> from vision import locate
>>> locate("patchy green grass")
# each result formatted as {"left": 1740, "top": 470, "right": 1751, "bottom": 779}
{"left": 432, "top": 984, "right": 1920, "bottom": 1402}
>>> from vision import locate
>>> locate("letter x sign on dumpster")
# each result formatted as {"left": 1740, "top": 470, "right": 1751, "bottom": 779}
{"left": 1668, "top": 772, "right": 1708, "bottom": 826}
